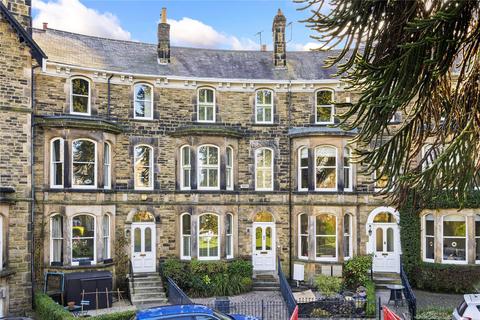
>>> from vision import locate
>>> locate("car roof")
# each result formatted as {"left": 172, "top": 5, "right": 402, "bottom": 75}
{"left": 137, "top": 304, "right": 214, "bottom": 319}
{"left": 464, "top": 294, "right": 480, "bottom": 304}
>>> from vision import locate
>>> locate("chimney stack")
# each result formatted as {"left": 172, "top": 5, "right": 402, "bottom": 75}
{"left": 42, "top": 22, "right": 48, "bottom": 30}
{"left": 157, "top": 7, "right": 170, "bottom": 64}
{"left": 261, "top": 44, "right": 267, "bottom": 52}
{"left": 272, "top": 9, "right": 286, "bottom": 69}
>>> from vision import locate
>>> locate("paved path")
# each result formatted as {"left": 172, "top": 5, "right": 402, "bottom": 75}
{"left": 376, "top": 289, "right": 409, "bottom": 319}
{"left": 413, "top": 289, "right": 462, "bottom": 311}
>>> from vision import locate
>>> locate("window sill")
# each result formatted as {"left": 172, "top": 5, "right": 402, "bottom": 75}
{"left": 0, "top": 268, "right": 16, "bottom": 279}
{"left": 292, "top": 258, "right": 341, "bottom": 265}
{"left": 45, "top": 188, "right": 116, "bottom": 193}
{"left": 46, "top": 262, "right": 115, "bottom": 270}
{"left": 252, "top": 123, "right": 277, "bottom": 127}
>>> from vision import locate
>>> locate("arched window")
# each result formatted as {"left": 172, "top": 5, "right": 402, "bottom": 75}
{"left": 255, "top": 89, "right": 273, "bottom": 124}
{"left": 70, "top": 77, "right": 91, "bottom": 115}
{"left": 180, "top": 146, "right": 191, "bottom": 190}
{"left": 50, "top": 138, "right": 64, "bottom": 188}
{"left": 134, "top": 145, "right": 153, "bottom": 190}
{"left": 226, "top": 147, "right": 234, "bottom": 190}
{"left": 226, "top": 213, "right": 234, "bottom": 259}
{"left": 343, "top": 214, "right": 352, "bottom": 259}
{"left": 298, "top": 147, "right": 308, "bottom": 191}
{"left": 298, "top": 213, "right": 309, "bottom": 259}
{"left": 315, "top": 146, "right": 337, "bottom": 191}
{"left": 476, "top": 215, "right": 480, "bottom": 263}
{"left": 134, "top": 83, "right": 153, "bottom": 119}
{"left": 104, "top": 142, "right": 111, "bottom": 189}
{"left": 315, "top": 214, "right": 337, "bottom": 260}
{"left": 442, "top": 215, "right": 466, "bottom": 263}
{"left": 180, "top": 213, "right": 191, "bottom": 260}
{"left": 72, "top": 139, "right": 97, "bottom": 188}
{"left": 71, "top": 214, "right": 95, "bottom": 265}
{"left": 315, "top": 89, "right": 334, "bottom": 124}
{"left": 103, "top": 214, "right": 110, "bottom": 260}
{"left": 197, "top": 88, "right": 216, "bottom": 122}
{"left": 255, "top": 148, "right": 274, "bottom": 191}
{"left": 344, "top": 147, "right": 352, "bottom": 191}
{"left": 198, "top": 145, "right": 219, "bottom": 190}
{"left": 424, "top": 214, "right": 435, "bottom": 262}
{"left": 50, "top": 214, "right": 63, "bottom": 264}
{"left": 198, "top": 213, "right": 219, "bottom": 260}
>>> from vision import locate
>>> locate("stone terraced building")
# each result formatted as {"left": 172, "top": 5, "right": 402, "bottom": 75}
{"left": 1, "top": 0, "right": 479, "bottom": 316}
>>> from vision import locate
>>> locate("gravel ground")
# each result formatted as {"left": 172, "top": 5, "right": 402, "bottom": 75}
{"left": 414, "top": 289, "right": 463, "bottom": 311}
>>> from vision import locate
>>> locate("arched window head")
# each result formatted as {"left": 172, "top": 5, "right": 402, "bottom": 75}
{"left": 50, "top": 138, "right": 64, "bottom": 188}
{"left": 298, "top": 147, "right": 308, "bottom": 191}
{"left": 198, "top": 145, "right": 219, "bottom": 190}
{"left": 315, "top": 214, "right": 337, "bottom": 260}
{"left": 315, "top": 146, "right": 337, "bottom": 191}
{"left": 343, "top": 148, "right": 352, "bottom": 191}
{"left": 71, "top": 214, "right": 96, "bottom": 265}
{"left": 373, "top": 212, "right": 395, "bottom": 223}
{"left": 180, "top": 213, "right": 191, "bottom": 259}
{"left": 70, "top": 77, "right": 91, "bottom": 115}
{"left": 254, "top": 212, "right": 274, "bottom": 222}
{"left": 72, "top": 139, "right": 97, "bottom": 188}
{"left": 180, "top": 146, "right": 191, "bottom": 190}
{"left": 255, "top": 148, "right": 274, "bottom": 191}
{"left": 298, "top": 213, "right": 309, "bottom": 259}
{"left": 197, "top": 88, "right": 215, "bottom": 122}
{"left": 132, "top": 211, "right": 155, "bottom": 223}
{"left": 226, "top": 213, "right": 234, "bottom": 259}
{"left": 315, "top": 89, "right": 334, "bottom": 124}
{"left": 255, "top": 89, "right": 273, "bottom": 124}
{"left": 134, "top": 83, "right": 153, "bottom": 120}
{"left": 198, "top": 214, "right": 219, "bottom": 260}
{"left": 134, "top": 145, "right": 153, "bottom": 190}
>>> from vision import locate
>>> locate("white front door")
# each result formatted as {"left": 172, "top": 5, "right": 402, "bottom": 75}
{"left": 131, "top": 223, "right": 156, "bottom": 273}
{"left": 252, "top": 222, "right": 276, "bottom": 271}
{"left": 372, "top": 224, "right": 400, "bottom": 273}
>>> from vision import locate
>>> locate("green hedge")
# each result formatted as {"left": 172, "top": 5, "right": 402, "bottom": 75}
{"left": 161, "top": 258, "right": 253, "bottom": 297}
{"left": 34, "top": 292, "right": 135, "bottom": 320}
{"left": 365, "top": 280, "right": 376, "bottom": 317}
{"left": 413, "top": 262, "right": 480, "bottom": 293}
{"left": 343, "top": 255, "right": 373, "bottom": 289}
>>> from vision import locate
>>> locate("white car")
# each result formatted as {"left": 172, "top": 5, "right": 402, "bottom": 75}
{"left": 453, "top": 294, "right": 480, "bottom": 320}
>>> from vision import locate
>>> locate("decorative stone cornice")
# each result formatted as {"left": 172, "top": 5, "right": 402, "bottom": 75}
{"left": 35, "top": 115, "right": 124, "bottom": 134}
{"left": 288, "top": 126, "right": 358, "bottom": 138}
{"left": 171, "top": 125, "right": 244, "bottom": 138}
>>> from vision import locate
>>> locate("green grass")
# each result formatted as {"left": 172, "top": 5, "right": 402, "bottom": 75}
{"left": 416, "top": 307, "right": 453, "bottom": 320}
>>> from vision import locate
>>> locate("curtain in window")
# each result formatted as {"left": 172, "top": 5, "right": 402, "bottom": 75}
{"left": 51, "top": 215, "right": 63, "bottom": 263}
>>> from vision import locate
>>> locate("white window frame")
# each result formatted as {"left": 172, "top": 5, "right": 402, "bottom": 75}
{"left": 197, "top": 87, "right": 216, "bottom": 123}
{"left": 134, "top": 144, "right": 154, "bottom": 191}
{"left": 197, "top": 213, "right": 220, "bottom": 261}
{"left": 226, "top": 147, "right": 234, "bottom": 191}
{"left": 50, "top": 137, "right": 64, "bottom": 188}
{"left": 255, "top": 148, "right": 274, "bottom": 191}
{"left": 180, "top": 213, "right": 191, "bottom": 260}
{"left": 255, "top": 89, "right": 274, "bottom": 124}
{"left": 71, "top": 139, "right": 97, "bottom": 189}
{"left": 133, "top": 83, "right": 154, "bottom": 120}
{"left": 314, "top": 214, "right": 338, "bottom": 261}
{"left": 441, "top": 214, "right": 467, "bottom": 265}
{"left": 103, "top": 214, "right": 110, "bottom": 260}
{"left": 226, "top": 213, "right": 234, "bottom": 259}
{"left": 104, "top": 142, "right": 111, "bottom": 190}
{"left": 315, "top": 145, "right": 338, "bottom": 192}
{"left": 343, "top": 213, "right": 352, "bottom": 260}
{"left": 423, "top": 214, "right": 435, "bottom": 263}
{"left": 343, "top": 147, "right": 353, "bottom": 192}
{"left": 50, "top": 214, "right": 63, "bottom": 264}
{"left": 476, "top": 215, "right": 480, "bottom": 264}
{"left": 315, "top": 89, "right": 335, "bottom": 125}
{"left": 197, "top": 145, "right": 220, "bottom": 190}
{"left": 180, "top": 145, "right": 191, "bottom": 191}
{"left": 71, "top": 214, "right": 96, "bottom": 266}
{"left": 70, "top": 77, "right": 91, "bottom": 115}
{"left": 298, "top": 213, "right": 309, "bottom": 260}
{"left": 298, "top": 147, "right": 308, "bottom": 192}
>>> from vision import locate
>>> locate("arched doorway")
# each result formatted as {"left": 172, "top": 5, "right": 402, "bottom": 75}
{"left": 131, "top": 211, "right": 156, "bottom": 273}
{"left": 366, "top": 207, "right": 401, "bottom": 273}
{"left": 252, "top": 212, "right": 276, "bottom": 271}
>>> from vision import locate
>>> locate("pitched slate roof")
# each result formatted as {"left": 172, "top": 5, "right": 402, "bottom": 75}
{"left": 0, "top": 2, "right": 46, "bottom": 64}
{"left": 33, "top": 28, "right": 342, "bottom": 81}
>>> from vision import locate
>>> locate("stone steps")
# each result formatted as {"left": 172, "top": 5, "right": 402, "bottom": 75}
{"left": 373, "top": 272, "right": 402, "bottom": 289}
{"left": 253, "top": 274, "right": 279, "bottom": 291}
{"left": 129, "top": 273, "right": 168, "bottom": 306}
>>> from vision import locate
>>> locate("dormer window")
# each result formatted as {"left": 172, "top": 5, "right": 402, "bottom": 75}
{"left": 197, "top": 88, "right": 215, "bottom": 122}
{"left": 70, "top": 77, "right": 90, "bottom": 115}
{"left": 315, "top": 89, "right": 334, "bottom": 124}
{"left": 255, "top": 89, "right": 273, "bottom": 124}
{"left": 134, "top": 83, "right": 153, "bottom": 120}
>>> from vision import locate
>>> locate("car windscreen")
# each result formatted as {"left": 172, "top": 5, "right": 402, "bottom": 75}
{"left": 457, "top": 300, "right": 468, "bottom": 316}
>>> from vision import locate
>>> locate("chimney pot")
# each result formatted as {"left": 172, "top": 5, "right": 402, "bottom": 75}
{"left": 42, "top": 22, "right": 48, "bottom": 30}
{"left": 261, "top": 44, "right": 267, "bottom": 52}
{"left": 161, "top": 7, "right": 167, "bottom": 24}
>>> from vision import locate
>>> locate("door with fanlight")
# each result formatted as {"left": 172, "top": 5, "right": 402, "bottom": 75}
{"left": 252, "top": 222, "right": 276, "bottom": 271}
{"left": 373, "top": 224, "right": 400, "bottom": 273}
{"left": 131, "top": 222, "right": 156, "bottom": 273}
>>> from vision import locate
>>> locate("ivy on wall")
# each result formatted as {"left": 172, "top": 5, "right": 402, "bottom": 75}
{"left": 399, "top": 190, "right": 480, "bottom": 292}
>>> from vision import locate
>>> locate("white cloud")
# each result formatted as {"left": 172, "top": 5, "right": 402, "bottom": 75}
{"left": 167, "top": 17, "right": 259, "bottom": 50}
{"left": 33, "top": 0, "right": 131, "bottom": 40}
{"left": 291, "top": 42, "right": 321, "bottom": 51}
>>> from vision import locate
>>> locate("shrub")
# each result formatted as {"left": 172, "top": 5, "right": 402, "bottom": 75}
{"left": 89, "top": 311, "right": 136, "bottom": 320}
{"left": 314, "top": 274, "right": 342, "bottom": 297}
{"left": 416, "top": 307, "right": 453, "bottom": 320}
{"left": 162, "top": 259, "right": 187, "bottom": 288}
{"left": 365, "top": 280, "right": 376, "bottom": 317}
{"left": 343, "top": 255, "right": 372, "bottom": 289}
{"left": 227, "top": 259, "right": 253, "bottom": 278}
{"left": 413, "top": 262, "right": 480, "bottom": 293}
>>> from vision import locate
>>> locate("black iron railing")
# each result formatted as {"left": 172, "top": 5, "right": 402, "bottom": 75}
{"left": 400, "top": 260, "right": 417, "bottom": 319}
{"left": 128, "top": 259, "right": 134, "bottom": 295}
{"left": 278, "top": 256, "right": 297, "bottom": 316}
{"left": 297, "top": 297, "right": 372, "bottom": 318}
{"left": 204, "top": 300, "right": 289, "bottom": 320}
{"left": 166, "top": 276, "right": 192, "bottom": 305}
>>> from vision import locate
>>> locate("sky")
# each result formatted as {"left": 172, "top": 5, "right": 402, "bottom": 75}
{"left": 31, "top": 0, "right": 326, "bottom": 51}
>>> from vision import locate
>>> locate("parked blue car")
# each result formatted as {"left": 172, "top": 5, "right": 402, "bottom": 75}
{"left": 136, "top": 304, "right": 259, "bottom": 320}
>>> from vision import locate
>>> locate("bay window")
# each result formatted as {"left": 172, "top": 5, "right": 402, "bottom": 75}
{"left": 344, "top": 148, "right": 352, "bottom": 191}
{"left": 255, "top": 89, "right": 273, "bottom": 124}
{"left": 72, "top": 139, "right": 97, "bottom": 188}
{"left": 134, "top": 145, "right": 153, "bottom": 190}
{"left": 226, "top": 147, "right": 233, "bottom": 190}
{"left": 180, "top": 146, "right": 191, "bottom": 190}
{"left": 298, "top": 213, "right": 308, "bottom": 259}
{"left": 198, "top": 145, "right": 219, "bottom": 190}
{"left": 71, "top": 214, "right": 95, "bottom": 265}
{"left": 226, "top": 213, "right": 233, "bottom": 259}
{"left": 103, "top": 214, "right": 110, "bottom": 260}
{"left": 343, "top": 214, "right": 352, "bottom": 259}
{"left": 315, "top": 89, "right": 334, "bottom": 124}
{"left": 442, "top": 215, "right": 466, "bottom": 263}
{"left": 104, "top": 143, "right": 111, "bottom": 189}
{"left": 315, "top": 146, "right": 337, "bottom": 191}
{"left": 315, "top": 214, "right": 337, "bottom": 260}
{"left": 197, "top": 88, "right": 215, "bottom": 122}
{"left": 255, "top": 148, "right": 274, "bottom": 190}
{"left": 298, "top": 147, "right": 308, "bottom": 191}
{"left": 198, "top": 214, "right": 219, "bottom": 260}
{"left": 50, "top": 138, "right": 64, "bottom": 188}
{"left": 134, "top": 83, "right": 153, "bottom": 119}
{"left": 476, "top": 215, "right": 480, "bottom": 263}
{"left": 180, "top": 213, "right": 191, "bottom": 259}
{"left": 50, "top": 215, "right": 63, "bottom": 264}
